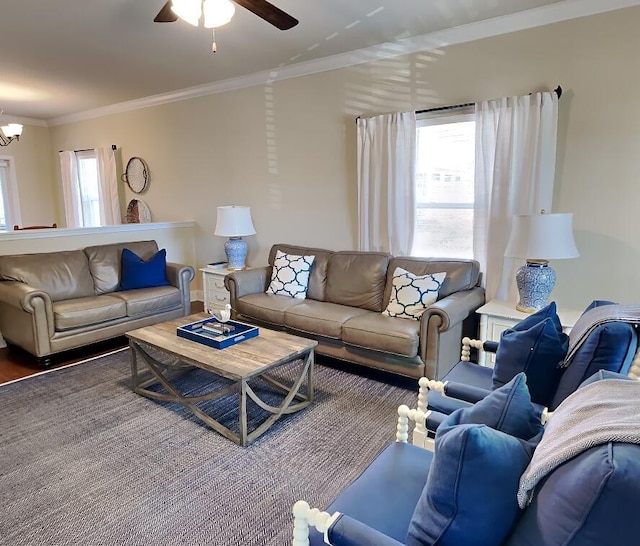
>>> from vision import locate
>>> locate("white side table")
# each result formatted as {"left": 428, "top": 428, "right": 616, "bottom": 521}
{"left": 476, "top": 300, "right": 582, "bottom": 366}
{"left": 200, "top": 267, "right": 233, "bottom": 313}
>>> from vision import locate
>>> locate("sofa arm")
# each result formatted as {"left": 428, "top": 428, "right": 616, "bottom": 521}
{"left": 166, "top": 262, "right": 195, "bottom": 315}
{"left": 225, "top": 267, "right": 269, "bottom": 308}
{"left": 328, "top": 515, "right": 405, "bottom": 546}
{"left": 0, "top": 281, "right": 55, "bottom": 352}
{"left": 422, "top": 286, "right": 485, "bottom": 332}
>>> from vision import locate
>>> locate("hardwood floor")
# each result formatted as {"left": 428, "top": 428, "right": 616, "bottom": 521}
{"left": 0, "top": 301, "right": 204, "bottom": 384}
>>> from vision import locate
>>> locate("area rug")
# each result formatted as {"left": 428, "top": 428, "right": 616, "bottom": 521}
{"left": 0, "top": 349, "right": 417, "bottom": 546}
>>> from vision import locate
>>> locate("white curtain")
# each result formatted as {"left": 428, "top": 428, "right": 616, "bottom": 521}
{"left": 95, "top": 146, "right": 121, "bottom": 225}
{"left": 357, "top": 111, "right": 416, "bottom": 256}
{"left": 59, "top": 151, "right": 83, "bottom": 228}
{"left": 473, "top": 91, "right": 559, "bottom": 301}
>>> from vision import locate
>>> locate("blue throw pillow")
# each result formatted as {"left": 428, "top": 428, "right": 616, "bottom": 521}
{"left": 447, "top": 372, "right": 544, "bottom": 440}
{"left": 407, "top": 422, "right": 539, "bottom": 546}
{"left": 511, "top": 301, "right": 562, "bottom": 334}
{"left": 492, "top": 317, "right": 569, "bottom": 407}
{"left": 549, "top": 322, "right": 637, "bottom": 409}
{"left": 120, "top": 248, "right": 170, "bottom": 291}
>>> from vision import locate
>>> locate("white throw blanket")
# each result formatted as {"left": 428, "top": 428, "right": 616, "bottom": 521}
{"left": 517, "top": 378, "right": 640, "bottom": 508}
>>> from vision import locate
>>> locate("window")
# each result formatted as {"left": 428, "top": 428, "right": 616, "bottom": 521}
{"left": 75, "top": 150, "right": 101, "bottom": 227}
{"left": 0, "top": 157, "right": 21, "bottom": 230}
{"left": 412, "top": 111, "right": 475, "bottom": 259}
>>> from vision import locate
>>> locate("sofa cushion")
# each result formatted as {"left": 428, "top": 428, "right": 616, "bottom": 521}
{"left": 84, "top": 240, "right": 160, "bottom": 294}
{"left": 383, "top": 257, "right": 480, "bottom": 307}
{"left": 342, "top": 312, "right": 420, "bottom": 358}
{"left": 112, "top": 286, "right": 182, "bottom": 317}
{"left": 510, "top": 301, "right": 562, "bottom": 335}
{"left": 284, "top": 301, "right": 369, "bottom": 339}
{"left": 382, "top": 267, "right": 446, "bottom": 320}
{"left": 0, "top": 250, "right": 95, "bottom": 301}
{"left": 309, "top": 442, "right": 433, "bottom": 546}
{"left": 266, "top": 250, "right": 315, "bottom": 299}
{"left": 269, "top": 244, "right": 334, "bottom": 302}
{"left": 325, "top": 251, "right": 391, "bottom": 312}
{"left": 505, "top": 443, "right": 640, "bottom": 546}
{"left": 236, "top": 293, "right": 305, "bottom": 325}
{"left": 492, "top": 317, "right": 569, "bottom": 407}
{"left": 52, "top": 295, "right": 127, "bottom": 331}
{"left": 120, "top": 248, "right": 170, "bottom": 291}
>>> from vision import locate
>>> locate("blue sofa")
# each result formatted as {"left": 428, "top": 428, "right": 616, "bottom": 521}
{"left": 293, "top": 371, "right": 640, "bottom": 546}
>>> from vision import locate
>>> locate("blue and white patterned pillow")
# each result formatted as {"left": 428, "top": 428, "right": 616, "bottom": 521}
{"left": 266, "top": 250, "right": 315, "bottom": 299}
{"left": 382, "top": 267, "right": 446, "bottom": 320}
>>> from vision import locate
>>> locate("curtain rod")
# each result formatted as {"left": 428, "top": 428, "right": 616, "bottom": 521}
{"left": 415, "top": 85, "right": 563, "bottom": 115}
{"left": 58, "top": 144, "right": 117, "bottom": 153}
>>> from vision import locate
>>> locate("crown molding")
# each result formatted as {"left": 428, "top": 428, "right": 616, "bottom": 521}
{"left": 1, "top": 114, "right": 48, "bottom": 127}
{"left": 48, "top": 0, "right": 640, "bottom": 127}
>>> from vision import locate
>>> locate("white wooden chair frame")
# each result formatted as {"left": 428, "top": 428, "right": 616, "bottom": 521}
{"left": 292, "top": 337, "right": 640, "bottom": 545}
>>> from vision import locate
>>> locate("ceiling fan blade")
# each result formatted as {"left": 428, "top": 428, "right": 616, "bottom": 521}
{"left": 232, "top": 0, "right": 298, "bottom": 30}
{"left": 154, "top": 1, "right": 178, "bottom": 22}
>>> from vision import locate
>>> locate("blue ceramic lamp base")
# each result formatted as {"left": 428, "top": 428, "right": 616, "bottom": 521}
{"left": 515, "top": 260, "right": 557, "bottom": 313}
{"left": 225, "top": 237, "right": 248, "bottom": 270}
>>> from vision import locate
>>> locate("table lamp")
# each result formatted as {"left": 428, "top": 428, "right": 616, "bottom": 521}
{"left": 504, "top": 211, "right": 579, "bottom": 313}
{"left": 214, "top": 205, "right": 256, "bottom": 270}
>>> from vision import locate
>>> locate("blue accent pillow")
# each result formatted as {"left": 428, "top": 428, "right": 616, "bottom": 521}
{"left": 406, "top": 374, "right": 543, "bottom": 546}
{"left": 511, "top": 301, "right": 562, "bottom": 334}
{"left": 549, "top": 321, "right": 637, "bottom": 409}
{"left": 120, "top": 248, "right": 170, "bottom": 291}
{"left": 450, "top": 372, "right": 544, "bottom": 440}
{"left": 492, "top": 317, "right": 569, "bottom": 407}
{"left": 407, "top": 423, "right": 539, "bottom": 546}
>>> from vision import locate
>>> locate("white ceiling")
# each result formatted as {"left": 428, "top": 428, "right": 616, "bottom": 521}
{"left": 0, "top": 0, "right": 634, "bottom": 124}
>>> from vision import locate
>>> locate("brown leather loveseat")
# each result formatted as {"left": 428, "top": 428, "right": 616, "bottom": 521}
{"left": 225, "top": 243, "right": 485, "bottom": 380}
{"left": 0, "top": 240, "right": 194, "bottom": 366}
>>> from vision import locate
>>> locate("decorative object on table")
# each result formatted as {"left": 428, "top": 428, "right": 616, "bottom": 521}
{"left": 121, "top": 156, "right": 149, "bottom": 193}
{"left": 504, "top": 211, "right": 579, "bottom": 313}
{"left": 207, "top": 261, "right": 228, "bottom": 270}
{"left": 214, "top": 205, "right": 256, "bottom": 270}
{"left": 210, "top": 303, "right": 232, "bottom": 323}
{"left": 177, "top": 316, "right": 259, "bottom": 349}
{"left": 126, "top": 198, "right": 152, "bottom": 223}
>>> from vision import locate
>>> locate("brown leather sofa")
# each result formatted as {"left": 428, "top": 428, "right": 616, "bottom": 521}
{"left": 225, "top": 244, "right": 485, "bottom": 380}
{"left": 0, "top": 240, "right": 194, "bottom": 366}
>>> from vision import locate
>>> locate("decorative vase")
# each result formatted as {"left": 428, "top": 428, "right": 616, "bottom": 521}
{"left": 515, "top": 260, "right": 556, "bottom": 313}
{"left": 225, "top": 237, "right": 248, "bottom": 270}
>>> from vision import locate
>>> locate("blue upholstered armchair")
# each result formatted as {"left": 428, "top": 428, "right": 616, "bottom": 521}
{"left": 292, "top": 370, "right": 640, "bottom": 546}
{"left": 402, "top": 301, "right": 640, "bottom": 450}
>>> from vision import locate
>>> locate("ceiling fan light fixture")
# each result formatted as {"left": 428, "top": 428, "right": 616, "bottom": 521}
{"left": 171, "top": 0, "right": 202, "bottom": 26}
{"left": 203, "top": 0, "right": 235, "bottom": 28}
{"left": 1, "top": 124, "right": 23, "bottom": 138}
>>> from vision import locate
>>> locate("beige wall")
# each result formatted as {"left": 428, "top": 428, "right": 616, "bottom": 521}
{"left": 2, "top": 124, "right": 56, "bottom": 228}
{"left": 32, "top": 6, "right": 640, "bottom": 309}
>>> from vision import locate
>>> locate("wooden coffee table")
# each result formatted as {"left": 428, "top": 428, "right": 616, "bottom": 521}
{"left": 126, "top": 313, "right": 317, "bottom": 446}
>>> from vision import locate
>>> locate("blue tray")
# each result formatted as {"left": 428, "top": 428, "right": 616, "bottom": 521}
{"left": 177, "top": 317, "right": 259, "bottom": 349}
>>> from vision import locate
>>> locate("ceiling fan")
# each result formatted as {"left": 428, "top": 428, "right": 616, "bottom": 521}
{"left": 154, "top": 0, "right": 298, "bottom": 31}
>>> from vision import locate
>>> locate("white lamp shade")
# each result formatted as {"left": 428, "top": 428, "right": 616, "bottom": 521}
{"left": 214, "top": 206, "right": 256, "bottom": 237}
{"left": 203, "top": 0, "right": 236, "bottom": 27}
{"left": 1, "top": 123, "right": 22, "bottom": 138}
{"left": 171, "top": 0, "right": 202, "bottom": 26}
{"left": 504, "top": 213, "right": 579, "bottom": 260}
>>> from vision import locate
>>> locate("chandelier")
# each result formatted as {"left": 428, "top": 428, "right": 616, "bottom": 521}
{"left": 0, "top": 123, "right": 22, "bottom": 147}
{"left": 171, "top": 0, "right": 236, "bottom": 52}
